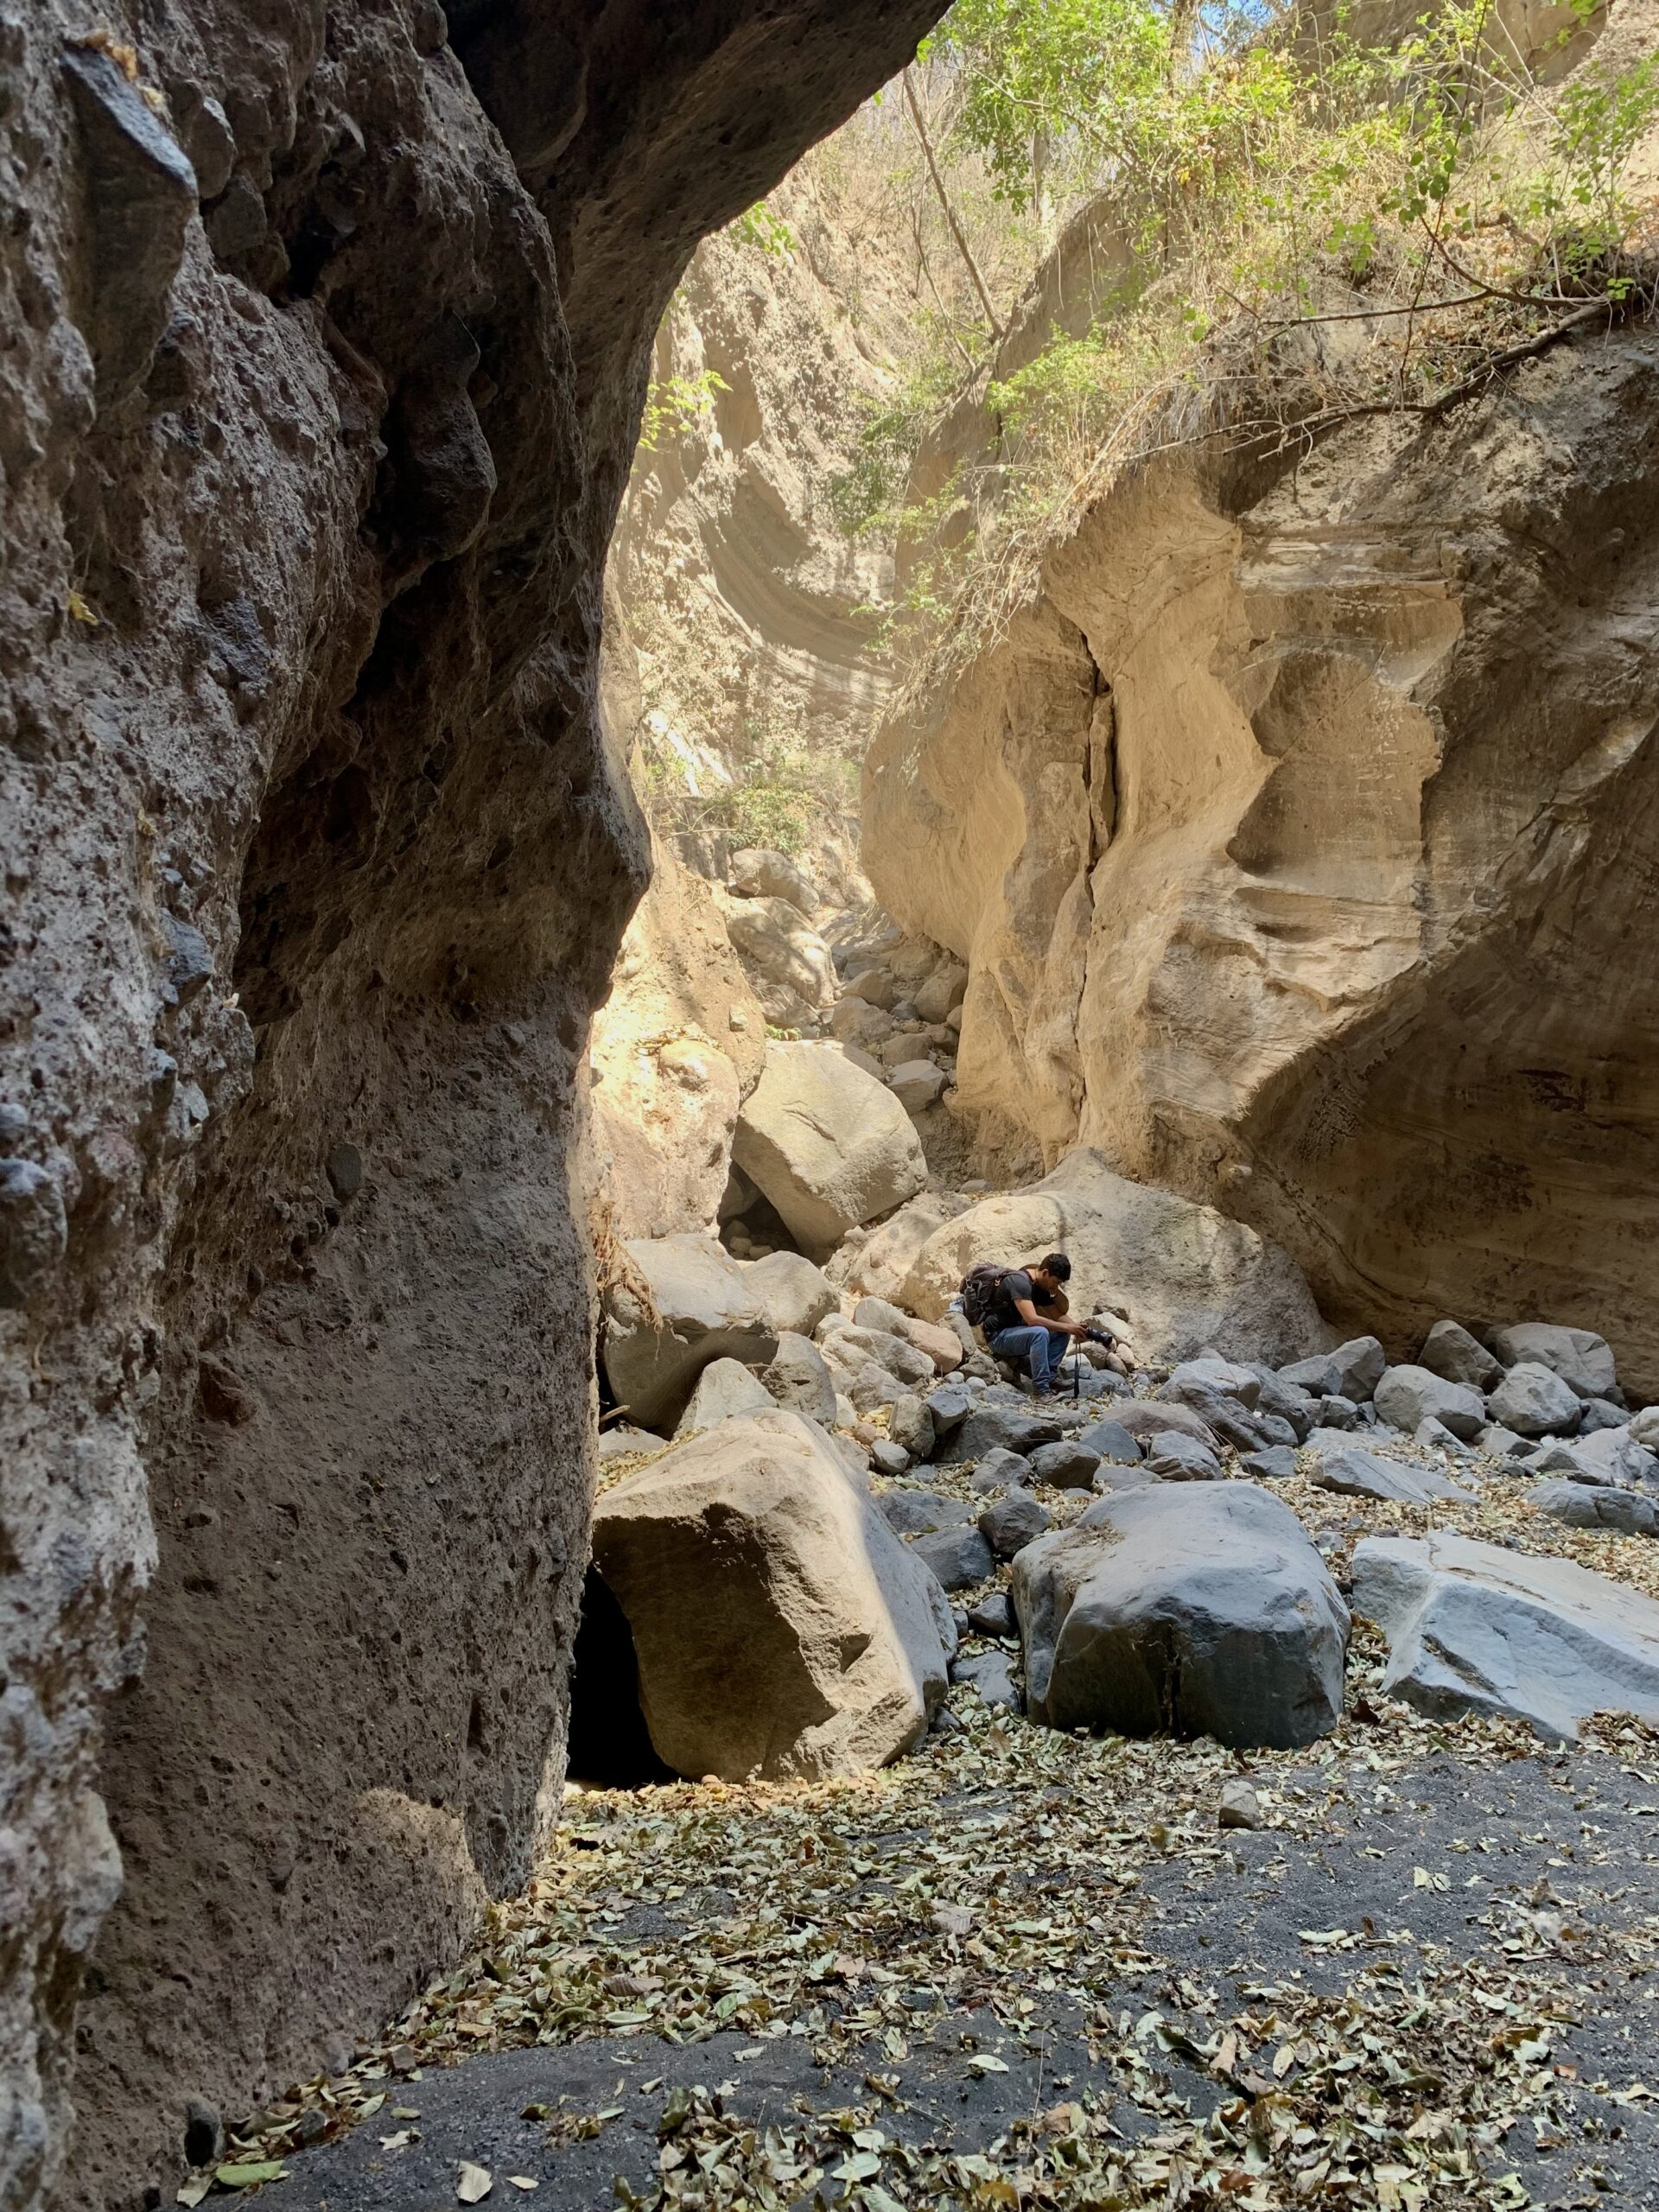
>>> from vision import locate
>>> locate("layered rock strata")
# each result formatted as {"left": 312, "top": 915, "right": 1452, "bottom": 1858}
{"left": 865, "top": 327, "right": 1659, "bottom": 1390}
{"left": 0, "top": 3, "right": 944, "bottom": 2204}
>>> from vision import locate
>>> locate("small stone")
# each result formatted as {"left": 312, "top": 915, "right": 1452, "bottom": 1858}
{"left": 887, "top": 1060, "right": 947, "bottom": 1113}
{"left": 162, "top": 910, "right": 213, "bottom": 1002}
{"left": 294, "top": 2107, "right": 328, "bottom": 2147}
{"left": 931, "top": 1902, "right": 976, "bottom": 1936}
{"left": 1217, "top": 1777, "right": 1262, "bottom": 1830}
{"left": 977, "top": 1487, "right": 1052, "bottom": 1560}
{"left": 183, "top": 2097, "right": 223, "bottom": 2169}
{"left": 1077, "top": 1416, "right": 1141, "bottom": 1465}
{"left": 925, "top": 1382, "right": 973, "bottom": 1435}
{"left": 888, "top": 1393, "right": 936, "bottom": 1459}
{"left": 910, "top": 1524, "right": 996, "bottom": 1592}
{"left": 1417, "top": 1319, "right": 1501, "bottom": 1391}
{"left": 870, "top": 1440, "right": 909, "bottom": 1478}
{"left": 1487, "top": 1360, "right": 1582, "bottom": 1439}
{"left": 966, "top": 1592, "right": 1014, "bottom": 1637}
{"left": 950, "top": 1648, "right": 1020, "bottom": 1710}
{"left": 968, "top": 1445, "right": 1032, "bottom": 1495}
{"left": 1145, "top": 1431, "right": 1223, "bottom": 1482}
{"left": 1027, "top": 1439, "right": 1103, "bottom": 1491}
{"left": 325, "top": 1141, "right": 363, "bottom": 1200}
{"left": 1242, "top": 1445, "right": 1298, "bottom": 1480}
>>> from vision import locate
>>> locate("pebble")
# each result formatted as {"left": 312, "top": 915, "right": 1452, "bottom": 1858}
{"left": 1217, "top": 1777, "right": 1262, "bottom": 1830}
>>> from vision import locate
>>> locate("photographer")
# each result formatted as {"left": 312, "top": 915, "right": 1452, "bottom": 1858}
{"left": 963, "top": 1251, "right": 1109, "bottom": 1397}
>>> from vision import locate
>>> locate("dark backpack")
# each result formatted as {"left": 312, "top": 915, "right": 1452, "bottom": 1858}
{"left": 959, "top": 1262, "right": 1012, "bottom": 1332}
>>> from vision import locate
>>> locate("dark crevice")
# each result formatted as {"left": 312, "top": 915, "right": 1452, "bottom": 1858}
{"left": 567, "top": 1567, "right": 674, "bottom": 1789}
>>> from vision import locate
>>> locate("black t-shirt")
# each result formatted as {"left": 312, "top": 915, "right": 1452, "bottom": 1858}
{"left": 985, "top": 1268, "right": 1057, "bottom": 1336}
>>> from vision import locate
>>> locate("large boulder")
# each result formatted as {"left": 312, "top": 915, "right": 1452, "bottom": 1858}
{"left": 1527, "top": 1481, "right": 1659, "bottom": 1536}
{"left": 1014, "top": 1483, "right": 1348, "bottom": 1748}
{"left": 898, "top": 1147, "right": 1328, "bottom": 1367}
{"left": 674, "top": 1358, "right": 774, "bottom": 1438}
{"left": 1373, "top": 1363, "right": 1484, "bottom": 1441}
{"left": 934, "top": 1402, "right": 1063, "bottom": 1465}
{"left": 734, "top": 1041, "right": 927, "bottom": 1257}
{"left": 830, "top": 1190, "right": 973, "bottom": 1301}
{"left": 1417, "top": 1319, "right": 1502, "bottom": 1392}
{"left": 1490, "top": 1323, "right": 1618, "bottom": 1402}
{"left": 592, "top": 1411, "right": 949, "bottom": 1780}
{"left": 603, "top": 1234, "right": 779, "bottom": 1429}
{"left": 743, "top": 1249, "right": 839, "bottom": 1339}
{"left": 760, "top": 1333, "right": 838, "bottom": 1427}
{"left": 1351, "top": 1530, "right": 1659, "bottom": 1740}
{"left": 1486, "top": 1360, "right": 1583, "bottom": 1439}
{"left": 1279, "top": 1336, "right": 1386, "bottom": 1402}
{"left": 1302, "top": 1430, "right": 1475, "bottom": 1505}
{"left": 716, "top": 889, "right": 836, "bottom": 1022}
{"left": 728, "top": 847, "right": 817, "bottom": 915}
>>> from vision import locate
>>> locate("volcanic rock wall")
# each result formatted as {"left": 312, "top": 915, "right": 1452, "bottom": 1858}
{"left": 0, "top": 3, "right": 944, "bottom": 2206}
{"left": 864, "top": 326, "right": 1659, "bottom": 1391}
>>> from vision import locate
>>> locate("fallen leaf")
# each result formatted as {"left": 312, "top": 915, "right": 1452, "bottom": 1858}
{"left": 969, "top": 2053, "right": 1009, "bottom": 2074}
{"left": 458, "top": 2162, "right": 493, "bottom": 2203}
{"left": 215, "top": 2164, "right": 289, "bottom": 2190}
{"left": 176, "top": 2181, "right": 211, "bottom": 2209}
{"left": 507, "top": 2182, "right": 539, "bottom": 2194}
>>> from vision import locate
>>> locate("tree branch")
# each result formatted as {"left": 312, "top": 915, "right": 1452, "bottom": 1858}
{"left": 903, "top": 67, "right": 1004, "bottom": 345}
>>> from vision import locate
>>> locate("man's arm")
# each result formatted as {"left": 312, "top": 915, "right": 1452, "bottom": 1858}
{"left": 1012, "top": 1295, "right": 1088, "bottom": 1336}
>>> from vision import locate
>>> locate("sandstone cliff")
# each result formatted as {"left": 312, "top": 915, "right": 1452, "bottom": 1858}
{"left": 865, "top": 328, "right": 1659, "bottom": 1391}
{"left": 0, "top": 5, "right": 944, "bottom": 2206}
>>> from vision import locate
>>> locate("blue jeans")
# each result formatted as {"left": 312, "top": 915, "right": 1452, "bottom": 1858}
{"left": 988, "top": 1324, "right": 1068, "bottom": 1389}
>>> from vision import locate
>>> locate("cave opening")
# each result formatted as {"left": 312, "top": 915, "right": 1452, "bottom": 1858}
{"left": 566, "top": 1565, "right": 676, "bottom": 1789}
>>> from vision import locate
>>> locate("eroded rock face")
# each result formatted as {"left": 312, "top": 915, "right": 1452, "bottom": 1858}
{"left": 0, "top": 3, "right": 945, "bottom": 2204}
{"left": 864, "top": 332, "right": 1659, "bottom": 1393}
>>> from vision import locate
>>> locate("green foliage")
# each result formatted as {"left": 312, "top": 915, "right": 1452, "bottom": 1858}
{"left": 727, "top": 199, "right": 798, "bottom": 257}
{"left": 922, "top": 0, "right": 1173, "bottom": 209}
{"left": 642, "top": 728, "right": 857, "bottom": 857}
{"left": 638, "top": 369, "right": 729, "bottom": 453}
{"left": 828, "top": 354, "right": 963, "bottom": 537}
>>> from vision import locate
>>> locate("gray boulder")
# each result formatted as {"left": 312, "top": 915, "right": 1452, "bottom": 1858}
{"left": 1027, "top": 1439, "right": 1103, "bottom": 1491}
{"left": 1351, "top": 1529, "right": 1659, "bottom": 1740}
{"left": 1491, "top": 1323, "right": 1617, "bottom": 1402}
{"left": 1528, "top": 1480, "right": 1659, "bottom": 1536}
{"left": 950, "top": 1648, "right": 1020, "bottom": 1712}
{"left": 592, "top": 1410, "right": 948, "bottom": 1779}
{"left": 879, "top": 1490, "right": 974, "bottom": 1538}
{"left": 978, "top": 1487, "right": 1053, "bottom": 1560}
{"left": 1303, "top": 1429, "right": 1475, "bottom": 1504}
{"left": 869, "top": 1440, "right": 909, "bottom": 1478}
{"left": 936, "top": 1403, "right": 1063, "bottom": 1465}
{"left": 1578, "top": 1397, "right": 1629, "bottom": 1435}
{"left": 1414, "top": 1415, "right": 1476, "bottom": 1456}
{"left": 1159, "top": 1362, "right": 1280, "bottom": 1452}
{"left": 910, "top": 1523, "right": 996, "bottom": 1592}
{"left": 1475, "top": 1422, "right": 1530, "bottom": 1460}
{"left": 889, "top": 1060, "right": 948, "bottom": 1113}
{"left": 1109, "top": 1400, "right": 1219, "bottom": 1452}
{"left": 925, "top": 1382, "right": 973, "bottom": 1436}
{"left": 1246, "top": 1364, "right": 1315, "bottom": 1441}
{"left": 1417, "top": 1319, "right": 1502, "bottom": 1392}
{"left": 1487, "top": 1360, "right": 1583, "bottom": 1439}
{"left": 734, "top": 1040, "right": 926, "bottom": 1256}
{"left": 1077, "top": 1416, "right": 1142, "bottom": 1465}
{"left": 1373, "top": 1363, "right": 1485, "bottom": 1442}
{"left": 603, "top": 1233, "right": 780, "bottom": 1429}
{"left": 968, "top": 1446, "right": 1032, "bottom": 1495}
{"left": 1560, "top": 1427, "right": 1659, "bottom": 1489}
{"left": 1014, "top": 1482, "right": 1348, "bottom": 1748}
{"left": 1147, "top": 1431, "right": 1225, "bottom": 1482}
{"left": 1163, "top": 1357, "right": 1262, "bottom": 1408}
{"left": 1243, "top": 1445, "right": 1299, "bottom": 1480}
{"left": 966, "top": 1592, "right": 1014, "bottom": 1637}
{"left": 1093, "top": 1459, "right": 1158, "bottom": 1494}
{"left": 821, "top": 1319, "right": 936, "bottom": 1391}
{"left": 760, "top": 1332, "right": 838, "bottom": 1427}
{"left": 1280, "top": 1336, "right": 1386, "bottom": 1403}
{"left": 889, "top": 1393, "right": 936, "bottom": 1461}
{"left": 675, "top": 1357, "right": 776, "bottom": 1438}
{"left": 1311, "top": 1394, "right": 1361, "bottom": 1431}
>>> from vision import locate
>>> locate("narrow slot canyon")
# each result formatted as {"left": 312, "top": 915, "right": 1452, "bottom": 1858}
{"left": 6, "top": 1, "right": 1659, "bottom": 2208}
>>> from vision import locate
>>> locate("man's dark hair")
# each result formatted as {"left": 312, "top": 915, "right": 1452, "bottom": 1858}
{"left": 1040, "top": 1252, "right": 1071, "bottom": 1281}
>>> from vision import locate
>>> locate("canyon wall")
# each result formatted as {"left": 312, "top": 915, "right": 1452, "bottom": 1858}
{"left": 865, "top": 324, "right": 1659, "bottom": 1389}
{"left": 0, "top": 3, "right": 944, "bottom": 2206}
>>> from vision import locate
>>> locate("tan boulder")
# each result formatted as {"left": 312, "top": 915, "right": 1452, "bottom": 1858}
{"left": 899, "top": 1147, "right": 1327, "bottom": 1367}
{"left": 828, "top": 1190, "right": 974, "bottom": 1300}
{"left": 734, "top": 1040, "right": 927, "bottom": 1257}
{"left": 591, "top": 1410, "right": 950, "bottom": 1779}
{"left": 602, "top": 1233, "right": 779, "bottom": 1429}
{"left": 715, "top": 888, "right": 836, "bottom": 1025}
{"left": 588, "top": 838, "right": 766, "bottom": 1237}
